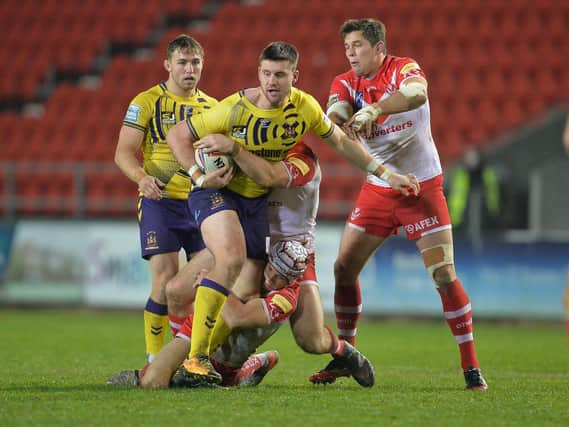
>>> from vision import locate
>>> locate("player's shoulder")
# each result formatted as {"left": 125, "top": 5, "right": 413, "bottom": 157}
{"left": 216, "top": 90, "right": 246, "bottom": 108}
{"left": 290, "top": 87, "right": 322, "bottom": 111}
{"left": 331, "top": 69, "right": 357, "bottom": 85}
{"left": 130, "top": 83, "right": 164, "bottom": 105}
{"left": 140, "top": 83, "right": 165, "bottom": 99}
{"left": 194, "top": 89, "right": 218, "bottom": 105}
{"left": 387, "top": 55, "right": 422, "bottom": 71}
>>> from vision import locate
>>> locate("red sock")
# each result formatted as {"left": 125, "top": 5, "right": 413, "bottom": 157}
{"left": 325, "top": 325, "right": 345, "bottom": 356}
{"left": 168, "top": 314, "right": 186, "bottom": 338}
{"left": 334, "top": 281, "right": 362, "bottom": 345}
{"left": 437, "top": 279, "right": 479, "bottom": 371}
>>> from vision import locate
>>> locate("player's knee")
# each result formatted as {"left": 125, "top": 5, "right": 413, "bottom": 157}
{"left": 432, "top": 264, "right": 456, "bottom": 287}
{"left": 165, "top": 276, "right": 183, "bottom": 303}
{"left": 139, "top": 370, "right": 168, "bottom": 389}
{"left": 421, "top": 243, "right": 455, "bottom": 287}
{"left": 333, "top": 258, "right": 356, "bottom": 283}
{"left": 222, "top": 252, "right": 246, "bottom": 282}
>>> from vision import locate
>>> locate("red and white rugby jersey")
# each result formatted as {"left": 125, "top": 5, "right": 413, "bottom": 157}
{"left": 268, "top": 144, "right": 320, "bottom": 254}
{"left": 328, "top": 55, "right": 442, "bottom": 186}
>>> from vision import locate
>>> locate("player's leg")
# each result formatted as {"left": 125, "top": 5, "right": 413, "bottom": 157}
{"left": 563, "top": 271, "right": 569, "bottom": 344}
{"left": 181, "top": 209, "right": 246, "bottom": 385}
{"left": 138, "top": 196, "right": 190, "bottom": 363}
{"left": 291, "top": 280, "right": 375, "bottom": 387}
{"left": 145, "top": 252, "right": 179, "bottom": 362}
{"left": 334, "top": 224, "right": 385, "bottom": 344}
{"left": 140, "top": 337, "right": 190, "bottom": 388}
{"left": 207, "top": 257, "right": 265, "bottom": 353}
{"left": 416, "top": 229, "right": 487, "bottom": 391}
{"left": 165, "top": 248, "right": 213, "bottom": 337}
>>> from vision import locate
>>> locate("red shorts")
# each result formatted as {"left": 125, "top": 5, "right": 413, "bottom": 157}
{"left": 348, "top": 175, "right": 451, "bottom": 240}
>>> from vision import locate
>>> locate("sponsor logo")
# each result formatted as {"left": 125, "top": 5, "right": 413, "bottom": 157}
{"left": 125, "top": 104, "right": 141, "bottom": 122}
{"left": 150, "top": 325, "right": 163, "bottom": 335}
{"left": 456, "top": 319, "right": 473, "bottom": 329}
{"left": 370, "top": 120, "right": 414, "bottom": 137}
{"left": 350, "top": 208, "right": 361, "bottom": 220}
{"left": 204, "top": 315, "right": 216, "bottom": 329}
{"left": 161, "top": 111, "right": 176, "bottom": 124}
{"left": 400, "top": 62, "right": 420, "bottom": 75}
{"left": 231, "top": 125, "right": 247, "bottom": 139}
{"left": 288, "top": 157, "right": 310, "bottom": 175}
{"left": 405, "top": 216, "right": 440, "bottom": 234}
{"left": 251, "top": 148, "right": 284, "bottom": 159}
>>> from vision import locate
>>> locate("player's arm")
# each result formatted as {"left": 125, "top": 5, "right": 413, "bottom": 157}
{"left": 221, "top": 297, "right": 271, "bottom": 329}
{"left": 324, "top": 125, "right": 420, "bottom": 196}
{"left": 114, "top": 125, "right": 164, "bottom": 200}
{"left": 139, "top": 337, "right": 189, "bottom": 388}
{"left": 167, "top": 123, "right": 233, "bottom": 189}
{"left": 347, "top": 76, "right": 428, "bottom": 136}
{"left": 194, "top": 134, "right": 291, "bottom": 188}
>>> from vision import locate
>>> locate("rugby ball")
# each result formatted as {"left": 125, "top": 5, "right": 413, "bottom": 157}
{"left": 195, "top": 148, "right": 233, "bottom": 173}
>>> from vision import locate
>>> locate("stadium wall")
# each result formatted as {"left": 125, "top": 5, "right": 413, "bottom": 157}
{"left": 0, "top": 220, "right": 566, "bottom": 320}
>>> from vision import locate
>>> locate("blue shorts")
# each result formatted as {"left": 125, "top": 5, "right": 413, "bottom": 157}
{"left": 189, "top": 188, "right": 269, "bottom": 261}
{"left": 138, "top": 196, "right": 204, "bottom": 260}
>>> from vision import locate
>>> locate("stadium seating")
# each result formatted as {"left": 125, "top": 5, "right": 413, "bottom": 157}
{"left": 0, "top": 0, "right": 568, "bottom": 219}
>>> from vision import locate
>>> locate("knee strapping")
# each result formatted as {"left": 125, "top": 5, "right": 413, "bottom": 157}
{"left": 421, "top": 243, "right": 454, "bottom": 286}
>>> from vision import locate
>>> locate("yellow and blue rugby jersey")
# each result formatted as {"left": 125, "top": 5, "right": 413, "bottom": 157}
{"left": 186, "top": 87, "right": 334, "bottom": 198}
{"left": 123, "top": 83, "right": 217, "bottom": 199}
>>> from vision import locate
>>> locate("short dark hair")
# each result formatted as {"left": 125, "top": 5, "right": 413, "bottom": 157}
{"left": 259, "top": 41, "right": 299, "bottom": 68}
{"left": 340, "top": 18, "right": 386, "bottom": 52}
{"left": 167, "top": 34, "right": 204, "bottom": 60}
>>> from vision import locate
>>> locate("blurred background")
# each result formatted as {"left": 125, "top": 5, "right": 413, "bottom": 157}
{"left": 0, "top": 0, "right": 568, "bottom": 320}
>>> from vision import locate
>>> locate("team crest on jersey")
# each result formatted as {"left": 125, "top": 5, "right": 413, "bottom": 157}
{"left": 209, "top": 192, "right": 225, "bottom": 210}
{"left": 281, "top": 121, "right": 299, "bottom": 140}
{"left": 161, "top": 111, "right": 176, "bottom": 124}
{"left": 145, "top": 231, "right": 158, "bottom": 250}
{"left": 125, "top": 104, "right": 141, "bottom": 122}
{"left": 231, "top": 126, "right": 247, "bottom": 139}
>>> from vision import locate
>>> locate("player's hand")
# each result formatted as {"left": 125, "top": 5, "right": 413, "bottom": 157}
{"left": 199, "top": 164, "right": 235, "bottom": 189}
{"left": 194, "top": 134, "right": 235, "bottom": 154}
{"left": 138, "top": 175, "right": 165, "bottom": 200}
{"left": 346, "top": 105, "right": 382, "bottom": 138}
{"left": 387, "top": 172, "right": 420, "bottom": 196}
{"left": 341, "top": 123, "right": 360, "bottom": 140}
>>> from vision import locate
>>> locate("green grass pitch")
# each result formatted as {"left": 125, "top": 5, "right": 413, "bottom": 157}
{"left": 1, "top": 309, "right": 568, "bottom": 426}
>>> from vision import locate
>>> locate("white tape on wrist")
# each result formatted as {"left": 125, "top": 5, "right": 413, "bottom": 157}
{"left": 365, "top": 159, "right": 381, "bottom": 174}
{"left": 194, "top": 175, "right": 205, "bottom": 188}
{"left": 188, "top": 165, "right": 201, "bottom": 177}
{"left": 380, "top": 169, "right": 392, "bottom": 181}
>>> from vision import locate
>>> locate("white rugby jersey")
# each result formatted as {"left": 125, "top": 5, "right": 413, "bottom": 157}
{"left": 268, "top": 161, "right": 320, "bottom": 254}
{"left": 328, "top": 55, "right": 442, "bottom": 186}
